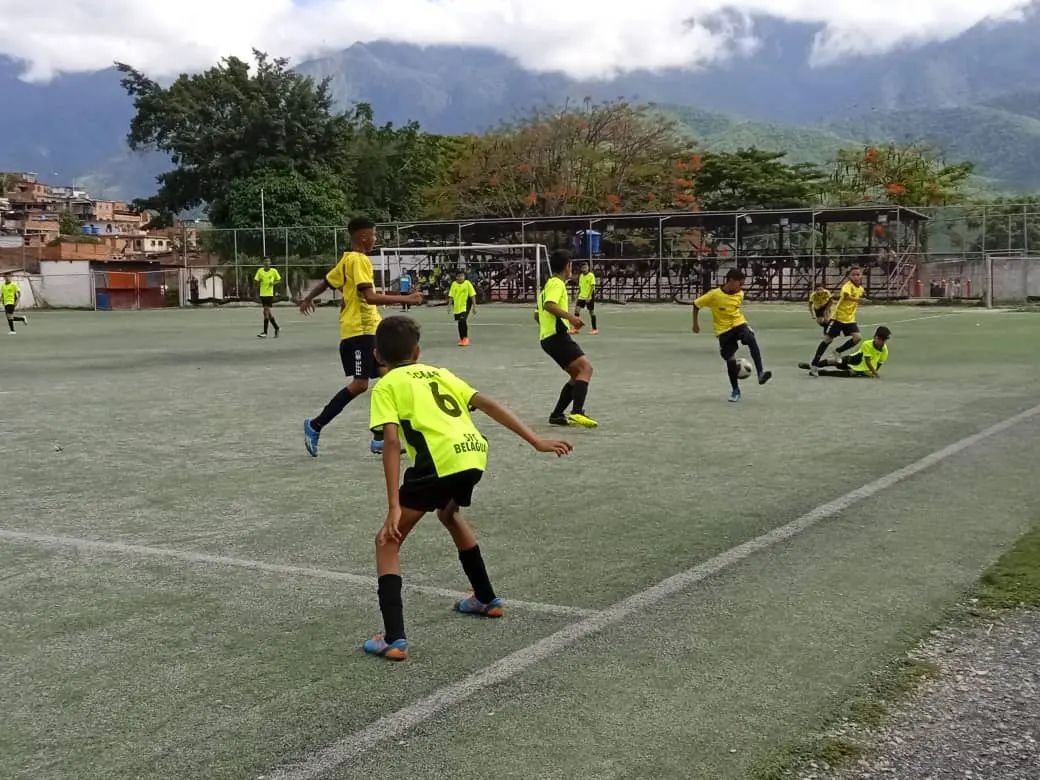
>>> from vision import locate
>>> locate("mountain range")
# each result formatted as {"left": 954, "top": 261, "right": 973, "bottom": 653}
{"left": 3, "top": 10, "right": 1040, "bottom": 200}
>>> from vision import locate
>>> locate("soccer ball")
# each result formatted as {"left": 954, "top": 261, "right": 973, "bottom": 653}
{"left": 736, "top": 357, "right": 754, "bottom": 380}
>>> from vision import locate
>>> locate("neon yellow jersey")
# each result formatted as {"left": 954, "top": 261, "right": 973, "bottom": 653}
{"left": 370, "top": 363, "right": 488, "bottom": 477}
{"left": 326, "top": 251, "right": 380, "bottom": 338}
{"left": 1, "top": 281, "right": 18, "bottom": 305}
{"left": 694, "top": 287, "right": 747, "bottom": 336}
{"left": 833, "top": 281, "right": 864, "bottom": 324}
{"left": 449, "top": 280, "right": 476, "bottom": 314}
{"left": 850, "top": 340, "right": 889, "bottom": 374}
{"left": 578, "top": 272, "right": 596, "bottom": 301}
{"left": 538, "top": 276, "right": 569, "bottom": 340}
{"left": 254, "top": 268, "right": 281, "bottom": 297}
{"left": 809, "top": 289, "right": 832, "bottom": 309}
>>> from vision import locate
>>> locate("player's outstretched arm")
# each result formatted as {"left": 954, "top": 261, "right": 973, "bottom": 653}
{"left": 470, "top": 393, "right": 573, "bottom": 457}
{"left": 361, "top": 287, "right": 424, "bottom": 307}
{"left": 542, "top": 301, "right": 582, "bottom": 329}
{"left": 298, "top": 280, "right": 331, "bottom": 314}
{"left": 691, "top": 304, "right": 701, "bottom": 334}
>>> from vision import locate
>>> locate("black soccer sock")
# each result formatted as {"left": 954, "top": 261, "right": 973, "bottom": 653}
{"left": 745, "top": 333, "right": 765, "bottom": 375}
{"left": 726, "top": 359, "right": 741, "bottom": 392}
{"left": 591, "top": 312, "right": 598, "bottom": 329}
{"left": 551, "top": 382, "right": 574, "bottom": 417}
{"left": 811, "top": 341, "right": 830, "bottom": 366}
{"left": 268, "top": 314, "right": 279, "bottom": 331}
{"left": 263, "top": 317, "right": 269, "bottom": 335}
{"left": 458, "top": 545, "right": 496, "bottom": 604}
{"left": 6, "top": 318, "right": 14, "bottom": 332}
{"left": 377, "top": 574, "right": 406, "bottom": 643}
{"left": 836, "top": 338, "right": 856, "bottom": 354}
{"left": 571, "top": 379, "right": 590, "bottom": 414}
{"left": 14, "top": 316, "right": 25, "bottom": 323}
{"left": 458, "top": 316, "right": 468, "bottom": 339}
{"left": 311, "top": 386, "right": 356, "bottom": 431}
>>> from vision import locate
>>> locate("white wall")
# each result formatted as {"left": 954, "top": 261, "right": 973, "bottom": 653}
{"left": 184, "top": 268, "right": 224, "bottom": 301}
{"left": 38, "top": 260, "right": 92, "bottom": 308}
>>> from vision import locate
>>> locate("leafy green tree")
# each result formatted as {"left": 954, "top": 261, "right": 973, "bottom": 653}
{"left": 693, "top": 149, "right": 824, "bottom": 211}
{"left": 117, "top": 51, "right": 353, "bottom": 228}
{"left": 826, "top": 144, "right": 973, "bottom": 207}
{"left": 58, "top": 210, "right": 81, "bottom": 235}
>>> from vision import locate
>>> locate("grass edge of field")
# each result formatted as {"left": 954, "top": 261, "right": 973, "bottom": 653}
{"left": 749, "top": 519, "right": 1040, "bottom": 780}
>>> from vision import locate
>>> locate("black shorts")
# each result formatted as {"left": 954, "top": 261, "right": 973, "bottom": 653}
{"left": 399, "top": 468, "right": 483, "bottom": 512}
{"left": 826, "top": 321, "right": 860, "bottom": 339}
{"left": 3, "top": 304, "right": 14, "bottom": 316}
{"left": 339, "top": 335, "right": 382, "bottom": 379}
{"left": 813, "top": 305, "right": 829, "bottom": 320}
{"left": 454, "top": 312, "right": 469, "bottom": 322}
{"left": 540, "top": 332, "right": 585, "bottom": 370}
{"left": 576, "top": 298, "right": 595, "bottom": 311}
{"left": 260, "top": 296, "right": 274, "bottom": 307}
{"left": 717, "top": 323, "right": 757, "bottom": 361}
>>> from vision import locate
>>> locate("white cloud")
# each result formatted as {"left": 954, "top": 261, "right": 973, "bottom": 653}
{"left": 0, "top": 0, "right": 1031, "bottom": 81}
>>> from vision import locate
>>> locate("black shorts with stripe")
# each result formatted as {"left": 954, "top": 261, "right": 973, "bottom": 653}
{"left": 399, "top": 468, "right": 483, "bottom": 512}
{"left": 826, "top": 320, "right": 860, "bottom": 339}
{"left": 339, "top": 335, "right": 382, "bottom": 379}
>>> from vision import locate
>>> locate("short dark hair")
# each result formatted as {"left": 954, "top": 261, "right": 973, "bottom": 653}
{"left": 376, "top": 316, "right": 421, "bottom": 366}
{"left": 347, "top": 216, "right": 375, "bottom": 234}
{"left": 725, "top": 268, "right": 746, "bottom": 282}
{"left": 874, "top": 325, "right": 892, "bottom": 340}
{"left": 550, "top": 249, "right": 573, "bottom": 274}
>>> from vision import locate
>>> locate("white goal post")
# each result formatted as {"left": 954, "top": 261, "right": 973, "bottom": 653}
{"left": 377, "top": 244, "right": 550, "bottom": 306}
{"left": 985, "top": 254, "right": 1040, "bottom": 308}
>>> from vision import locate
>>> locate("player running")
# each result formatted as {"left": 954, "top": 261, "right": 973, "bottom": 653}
{"left": 808, "top": 284, "right": 833, "bottom": 331}
{"left": 298, "top": 216, "right": 423, "bottom": 457}
{"left": 2, "top": 273, "right": 28, "bottom": 334}
{"left": 799, "top": 326, "right": 891, "bottom": 377}
{"left": 692, "top": 268, "right": 772, "bottom": 402}
{"left": 573, "top": 262, "right": 599, "bottom": 335}
{"left": 538, "top": 250, "right": 597, "bottom": 428}
{"left": 362, "top": 316, "right": 572, "bottom": 661}
{"left": 254, "top": 259, "right": 282, "bottom": 338}
{"left": 448, "top": 270, "right": 477, "bottom": 347}
{"left": 808, "top": 266, "right": 869, "bottom": 376}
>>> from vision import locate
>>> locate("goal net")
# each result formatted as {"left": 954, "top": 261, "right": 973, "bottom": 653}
{"left": 92, "top": 269, "right": 183, "bottom": 310}
{"left": 376, "top": 244, "right": 550, "bottom": 306}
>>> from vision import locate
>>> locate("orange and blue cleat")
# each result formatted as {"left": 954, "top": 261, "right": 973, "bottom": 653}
{"left": 362, "top": 634, "right": 409, "bottom": 661}
{"left": 455, "top": 594, "right": 504, "bottom": 618}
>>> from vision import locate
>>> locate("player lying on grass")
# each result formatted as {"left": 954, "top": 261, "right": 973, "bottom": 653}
{"left": 692, "top": 268, "right": 773, "bottom": 402}
{"left": 808, "top": 284, "right": 833, "bottom": 331}
{"left": 363, "top": 316, "right": 572, "bottom": 661}
{"left": 448, "top": 269, "right": 477, "bottom": 347}
{"left": 798, "top": 326, "right": 891, "bottom": 378}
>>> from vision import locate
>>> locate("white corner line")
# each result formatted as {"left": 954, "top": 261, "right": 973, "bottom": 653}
{"left": 0, "top": 531, "right": 596, "bottom": 619}
{"left": 269, "top": 401, "right": 1040, "bottom": 780}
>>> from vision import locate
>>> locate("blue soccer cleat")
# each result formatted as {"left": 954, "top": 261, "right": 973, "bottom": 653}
{"left": 362, "top": 634, "right": 409, "bottom": 661}
{"left": 370, "top": 439, "right": 384, "bottom": 455}
{"left": 303, "top": 419, "right": 320, "bottom": 457}
{"left": 455, "top": 594, "right": 505, "bottom": 618}
{"left": 728, "top": 389, "right": 742, "bottom": 403}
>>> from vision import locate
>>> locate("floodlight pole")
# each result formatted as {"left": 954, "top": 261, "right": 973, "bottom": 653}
{"left": 260, "top": 188, "right": 267, "bottom": 258}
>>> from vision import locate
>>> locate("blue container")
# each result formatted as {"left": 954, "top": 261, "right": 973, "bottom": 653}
{"left": 96, "top": 292, "right": 110, "bottom": 310}
{"left": 574, "top": 230, "right": 601, "bottom": 257}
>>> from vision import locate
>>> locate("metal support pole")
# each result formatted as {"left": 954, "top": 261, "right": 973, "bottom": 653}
{"left": 1025, "top": 205, "right": 1030, "bottom": 254}
{"left": 657, "top": 217, "right": 665, "bottom": 301}
{"left": 284, "top": 228, "right": 290, "bottom": 298}
{"left": 234, "top": 229, "right": 239, "bottom": 299}
{"left": 810, "top": 213, "right": 817, "bottom": 283}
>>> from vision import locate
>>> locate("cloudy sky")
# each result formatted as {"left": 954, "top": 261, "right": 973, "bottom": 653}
{"left": 0, "top": 0, "right": 1032, "bottom": 81}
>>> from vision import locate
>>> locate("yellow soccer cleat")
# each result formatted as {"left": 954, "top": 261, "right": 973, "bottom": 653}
{"left": 566, "top": 412, "right": 598, "bottom": 428}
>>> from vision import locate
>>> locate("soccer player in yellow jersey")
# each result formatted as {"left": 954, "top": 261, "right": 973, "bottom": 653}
{"left": 254, "top": 258, "right": 282, "bottom": 338}
{"left": 362, "top": 316, "right": 572, "bottom": 661}
{"left": 808, "top": 284, "right": 833, "bottom": 331}
{"left": 800, "top": 326, "right": 891, "bottom": 377}
{"left": 692, "top": 268, "right": 772, "bottom": 402}
{"left": 448, "top": 270, "right": 477, "bottom": 347}
{"left": 298, "top": 216, "right": 423, "bottom": 457}
{"left": 809, "top": 266, "right": 870, "bottom": 376}
{"left": 538, "top": 250, "right": 597, "bottom": 428}
{"left": 573, "top": 262, "right": 599, "bottom": 334}
{"left": 2, "top": 273, "right": 28, "bottom": 334}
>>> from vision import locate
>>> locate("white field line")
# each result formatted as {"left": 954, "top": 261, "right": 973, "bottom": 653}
{"left": 0, "top": 530, "right": 595, "bottom": 618}
{"left": 270, "top": 401, "right": 1040, "bottom": 780}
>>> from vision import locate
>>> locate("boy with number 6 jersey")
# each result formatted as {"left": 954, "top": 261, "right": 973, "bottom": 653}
{"left": 363, "top": 316, "right": 573, "bottom": 661}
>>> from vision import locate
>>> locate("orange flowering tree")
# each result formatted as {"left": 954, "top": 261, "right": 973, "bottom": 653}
{"left": 827, "top": 143, "right": 973, "bottom": 207}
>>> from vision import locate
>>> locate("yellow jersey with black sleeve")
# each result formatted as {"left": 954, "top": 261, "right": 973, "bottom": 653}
{"left": 254, "top": 267, "right": 281, "bottom": 297}
{"left": 833, "top": 281, "right": 864, "bottom": 324}
{"left": 1, "top": 281, "right": 19, "bottom": 306}
{"left": 578, "top": 271, "right": 596, "bottom": 301}
{"left": 850, "top": 340, "right": 889, "bottom": 374}
{"left": 538, "top": 276, "right": 570, "bottom": 340}
{"left": 449, "top": 280, "right": 476, "bottom": 314}
{"left": 369, "top": 363, "right": 488, "bottom": 477}
{"left": 326, "top": 251, "right": 380, "bottom": 339}
{"left": 809, "top": 289, "right": 832, "bottom": 310}
{"left": 694, "top": 287, "right": 747, "bottom": 336}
